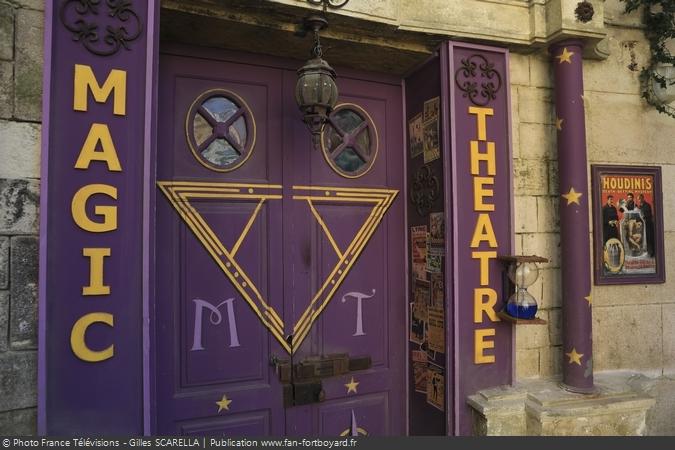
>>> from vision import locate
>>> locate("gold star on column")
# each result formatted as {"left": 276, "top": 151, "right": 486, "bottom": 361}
{"left": 562, "top": 187, "right": 583, "bottom": 206}
{"left": 555, "top": 117, "right": 564, "bottom": 131}
{"left": 556, "top": 47, "right": 575, "bottom": 64}
{"left": 584, "top": 294, "right": 592, "bottom": 306}
{"left": 344, "top": 377, "right": 360, "bottom": 394}
{"left": 216, "top": 394, "right": 232, "bottom": 412}
{"left": 566, "top": 348, "right": 584, "bottom": 365}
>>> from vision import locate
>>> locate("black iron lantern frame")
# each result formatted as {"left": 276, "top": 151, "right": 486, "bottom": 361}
{"left": 295, "top": 15, "right": 339, "bottom": 149}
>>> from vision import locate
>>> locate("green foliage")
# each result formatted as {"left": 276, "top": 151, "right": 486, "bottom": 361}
{"left": 621, "top": 0, "right": 675, "bottom": 118}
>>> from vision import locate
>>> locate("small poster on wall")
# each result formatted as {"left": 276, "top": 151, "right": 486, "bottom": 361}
{"left": 430, "top": 273, "right": 444, "bottom": 308}
{"left": 591, "top": 165, "right": 665, "bottom": 284}
{"left": 411, "top": 225, "right": 428, "bottom": 281}
{"left": 429, "top": 212, "right": 444, "bottom": 250}
{"left": 423, "top": 96, "right": 440, "bottom": 123}
{"left": 412, "top": 350, "right": 428, "bottom": 393}
{"left": 423, "top": 97, "right": 440, "bottom": 164}
{"left": 426, "top": 306, "right": 445, "bottom": 354}
{"left": 423, "top": 120, "right": 440, "bottom": 164}
{"left": 426, "top": 363, "right": 445, "bottom": 411}
{"left": 408, "top": 113, "right": 424, "bottom": 158}
{"left": 409, "top": 301, "right": 426, "bottom": 344}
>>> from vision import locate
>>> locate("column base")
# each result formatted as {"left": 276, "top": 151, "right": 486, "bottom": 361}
{"left": 468, "top": 374, "right": 655, "bottom": 436}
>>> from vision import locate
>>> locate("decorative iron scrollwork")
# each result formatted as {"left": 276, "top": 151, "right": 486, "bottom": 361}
{"left": 307, "top": 0, "right": 350, "bottom": 8}
{"left": 410, "top": 165, "right": 440, "bottom": 217}
{"left": 59, "top": 0, "right": 143, "bottom": 57}
{"left": 455, "top": 54, "right": 503, "bottom": 107}
{"left": 575, "top": 1, "right": 594, "bottom": 23}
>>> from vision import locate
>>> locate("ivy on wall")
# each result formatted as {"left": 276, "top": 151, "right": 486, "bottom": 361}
{"left": 621, "top": 0, "right": 675, "bottom": 118}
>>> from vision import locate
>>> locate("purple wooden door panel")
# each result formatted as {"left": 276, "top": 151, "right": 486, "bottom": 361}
{"left": 156, "top": 49, "right": 404, "bottom": 436}
{"left": 284, "top": 75, "right": 405, "bottom": 436}
{"left": 156, "top": 54, "right": 286, "bottom": 435}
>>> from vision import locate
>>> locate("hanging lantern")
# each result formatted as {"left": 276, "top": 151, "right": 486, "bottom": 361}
{"left": 295, "top": 15, "right": 339, "bottom": 149}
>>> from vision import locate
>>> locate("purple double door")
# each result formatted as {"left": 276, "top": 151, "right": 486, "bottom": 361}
{"left": 155, "top": 47, "right": 405, "bottom": 436}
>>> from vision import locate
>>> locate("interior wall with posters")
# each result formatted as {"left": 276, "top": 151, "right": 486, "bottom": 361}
{"left": 405, "top": 55, "right": 447, "bottom": 436}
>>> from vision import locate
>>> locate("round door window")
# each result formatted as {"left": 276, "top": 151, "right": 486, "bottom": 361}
{"left": 185, "top": 89, "right": 256, "bottom": 172}
{"left": 321, "top": 103, "right": 378, "bottom": 178}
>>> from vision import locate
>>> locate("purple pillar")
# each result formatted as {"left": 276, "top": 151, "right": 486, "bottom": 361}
{"left": 550, "top": 40, "right": 594, "bottom": 393}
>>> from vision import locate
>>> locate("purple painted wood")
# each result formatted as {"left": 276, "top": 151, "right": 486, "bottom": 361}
{"left": 143, "top": 1, "right": 161, "bottom": 435}
{"left": 155, "top": 48, "right": 404, "bottom": 436}
{"left": 550, "top": 40, "right": 594, "bottom": 393}
{"left": 446, "top": 42, "right": 514, "bottom": 435}
{"left": 37, "top": 0, "right": 54, "bottom": 434}
{"left": 39, "top": 0, "right": 154, "bottom": 435}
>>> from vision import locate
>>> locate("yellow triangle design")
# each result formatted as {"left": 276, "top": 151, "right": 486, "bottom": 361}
{"left": 290, "top": 185, "right": 398, "bottom": 352}
{"left": 157, "top": 181, "right": 398, "bottom": 354}
{"left": 157, "top": 181, "right": 289, "bottom": 353}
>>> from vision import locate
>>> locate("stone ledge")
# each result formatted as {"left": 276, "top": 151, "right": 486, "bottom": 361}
{"left": 469, "top": 373, "right": 656, "bottom": 435}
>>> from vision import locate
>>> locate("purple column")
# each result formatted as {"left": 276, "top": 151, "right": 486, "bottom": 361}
{"left": 550, "top": 40, "right": 594, "bottom": 393}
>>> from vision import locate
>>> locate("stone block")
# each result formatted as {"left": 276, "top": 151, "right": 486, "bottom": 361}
{"left": 0, "top": 237, "right": 7, "bottom": 289}
{"left": 529, "top": 53, "right": 552, "bottom": 89}
{"left": 525, "top": 373, "right": 655, "bottom": 436}
{"left": 628, "top": 375, "right": 675, "bottom": 436}
{"left": 536, "top": 196, "right": 558, "bottom": 233}
{"left": 529, "top": 401, "right": 652, "bottom": 436}
{"left": 509, "top": 52, "right": 529, "bottom": 86}
{"left": 586, "top": 91, "right": 675, "bottom": 165}
{"left": 514, "top": 158, "right": 549, "bottom": 196}
{"left": 586, "top": 91, "right": 644, "bottom": 160}
{"left": 538, "top": 268, "right": 562, "bottom": 309}
{"left": 517, "top": 86, "right": 554, "bottom": 125}
{"left": 14, "top": 1, "right": 44, "bottom": 10}
{"left": 10, "top": 236, "right": 38, "bottom": 349}
{"left": 0, "top": 408, "right": 36, "bottom": 435}
{"left": 663, "top": 304, "right": 675, "bottom": 374}
{"left": 593, "top": 305, "right": 663, "bottom": 372}
{"left": 538, "top": 344, "right": 562, "bottom": 378}
{"left": 14, "top": 8, "right": 43, "bottom": 121}
{"left": 516, "top": 348, "right": 539, "bottom": 379}
{"left": 604, "top": 0, "right": 642, "bottom": 28}
{"left": 0, "top": 291, "right": 7, "bottom": 352}
{"left": 644, "top": 106, "right": 675, "bottom": 165}
{"left": 547, "top": 308, "right": 562, "bottom": 346}
{"left": 521, "top": 233, "right": 559, "bottom": 269}
{"left": 0, "top": 179, "right": 39, "bottom": 234}
{"left": 583, "top": 29, "right": 648, "bottom": 96}
{"left": 548, "top": 160, "right": 558, "bottom": 197}
{"left": 468, "top": 386, "right": 527, "bottom": 436}
{"left": 510, "top": 85, "right": 520, "bottom": 159}
{"left": 519, "top": 123, "right": 556, "bottom": 160}
{"left": 0, "top": 351, "right": 36, "bottom": 411}
{"left": 515, "top": 310, "right": 549, "bottom": 349}
{"left": 662, "top": 165, "right": 675, "bottom": 233}
{"left": 399, "top": 0, "right": 529, "bottom": 42}
{"left": 514, "top": 234, "right": 523, "bottom": 255}
{"left": 0, "top": 61, "right": 13, "bottom": 119}
{"left": 514, "top": 196, "right": 537, "bottom": 233}
{"left": 0, "top": 121, "right": 40, "bottom": 179}
{"left": 0, "top": 4, "right": 13, "bottom": 61}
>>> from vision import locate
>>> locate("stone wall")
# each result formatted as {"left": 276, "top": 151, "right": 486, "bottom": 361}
{"left": 0, "top": 0, "right": 43, "bottom": 436}
{"left": 512, "top": 0, "right": 675, "bottom": 382}
{"left": 510, "top": 0, "right": 675, "bottom": 434}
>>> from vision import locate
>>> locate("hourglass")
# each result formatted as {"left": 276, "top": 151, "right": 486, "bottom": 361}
{"left": 500, "top": 255, "right": 548, "bottom": 321}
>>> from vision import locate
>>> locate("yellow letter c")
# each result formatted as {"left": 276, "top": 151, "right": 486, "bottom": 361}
{"left": 70, "top": 312, "right": 114, "bottom": 362}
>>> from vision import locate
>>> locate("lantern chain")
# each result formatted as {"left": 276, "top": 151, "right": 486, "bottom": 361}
{"left": 312, "top": 28, "right": 323, "bottom": 58}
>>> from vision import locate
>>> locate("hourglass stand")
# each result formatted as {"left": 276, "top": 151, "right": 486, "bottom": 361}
{"left": 497, "top": 255, "right": 549, "bottom": 325}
